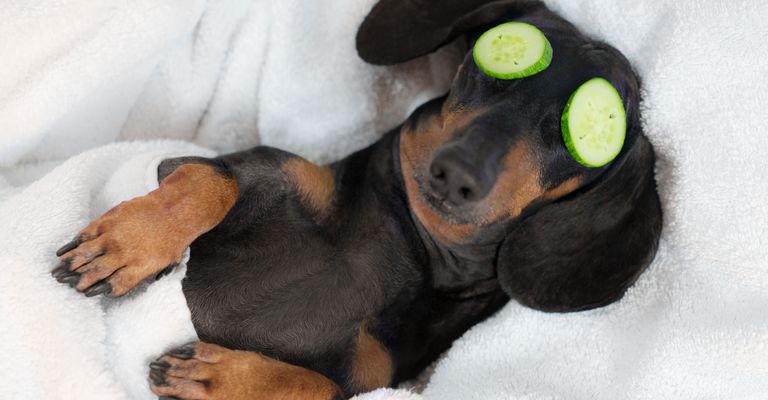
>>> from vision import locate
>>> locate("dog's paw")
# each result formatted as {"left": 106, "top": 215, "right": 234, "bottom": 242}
{"left": 149, "top": 342, "right": 344, "bottom": 400}
{"left": 52, "top": 194, "right": 187, "bottom": 297}
{"left": 149, "top": 342, "right": 236, "bottom": 400}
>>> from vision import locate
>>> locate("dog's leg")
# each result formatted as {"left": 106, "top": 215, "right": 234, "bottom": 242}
{"left": 149, "top": 341, "right": 344, "bottom": 400}
{"left": 52, "top": 161, "right": 238, "bottom": 297}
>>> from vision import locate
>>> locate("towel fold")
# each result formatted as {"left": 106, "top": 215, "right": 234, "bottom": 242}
{"left": 1, "top": 0, "right": 767, "bottom": 399}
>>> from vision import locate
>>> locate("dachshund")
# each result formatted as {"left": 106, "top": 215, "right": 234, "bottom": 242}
{"left": 51, "top": 1, "right": 662, "bottom": 398}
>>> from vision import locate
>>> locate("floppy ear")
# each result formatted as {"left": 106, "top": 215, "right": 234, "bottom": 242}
{"left": 496, "top": 134, "right": 663, "bottom": 312}
{"left": 356, "top": 0, "right": 548, "bottom": 65}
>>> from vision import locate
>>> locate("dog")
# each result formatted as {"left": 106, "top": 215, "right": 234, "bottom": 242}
{"left": 51, "top": 1, "right": 662, "bottom": 398}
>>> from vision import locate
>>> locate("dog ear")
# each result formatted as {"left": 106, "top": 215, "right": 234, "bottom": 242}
{"left": 356, "top": 0, "right": 548, "bottom": 65}
{"left": 496, "top": 134, "right": 663, "bottom": 312}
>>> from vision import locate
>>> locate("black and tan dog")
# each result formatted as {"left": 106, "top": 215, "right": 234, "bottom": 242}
{"left": 52, "top": 1, "right": 662, "bottom": 399}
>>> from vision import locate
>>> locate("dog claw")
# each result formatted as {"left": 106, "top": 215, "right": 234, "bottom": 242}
{"left": 51, "top": 260, "right": 72, "bottom": 278}
{"left": 84, "top": 281, "right": 112, "bottom": 297}
{"left": 150, "top": 360, "right": 170, "bottom": 371}
{"left": 154, "top": 263, "right": 177, "bottom": 281}
{"left": 56, "top": 238, "right": 81, "bottom": 257}
{"left": 55, "top": 271, "right": 80, "bottom": 286}
{"left": 149, "top": 359, "right": 171, "bottom": 387}
{"left": 149, "top": 369, "right": 167, "bottom": 386}
{"left": 166, "top": 343, "right": 195, "bottom": 360}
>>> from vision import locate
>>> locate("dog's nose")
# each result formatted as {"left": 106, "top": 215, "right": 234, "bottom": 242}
{"left": 428, "top": 155, "right": 492, "bottom": 206}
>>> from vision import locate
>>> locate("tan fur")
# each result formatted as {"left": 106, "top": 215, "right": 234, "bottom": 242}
{"left": 399, "top": 104, "right": 485, "bottom": 244}
{"left": 399, "top": 100, "right": 585, "bottom": 245}
{"left": 545, "top": 175, "right": 583, "bottom": 199}
{"left": 350, "top": 323, "right": 393, "bottom": 392}
{"left": 482, "top": 141, "right": 544, "bottom": 220}
{"left": 59, "top": 163, "right": 238, "bottom": 296}
{"left": 282, "top": 157, "right": 336, "bottom": 215}
{"left": 151, "top": 341, "right": 343, "bottom": 400}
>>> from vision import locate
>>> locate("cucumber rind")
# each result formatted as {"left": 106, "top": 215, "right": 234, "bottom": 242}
{"left": 561, "top": 78, "right": 626, "bottom": 168}
{"left": 473, "top": 22, "right": 553, "bottom": 80}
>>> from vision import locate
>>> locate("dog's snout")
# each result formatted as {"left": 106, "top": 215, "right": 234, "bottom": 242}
{"left": 428, "top": 154, "right": 492, "bottom": 206}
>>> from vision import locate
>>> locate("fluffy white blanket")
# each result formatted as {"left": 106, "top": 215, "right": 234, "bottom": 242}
{"left": 1, "top": 0, "right": 767, "bottom": 399}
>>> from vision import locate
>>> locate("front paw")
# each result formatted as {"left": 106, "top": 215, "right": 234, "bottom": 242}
{"left": 52, "top": 195, "right": 186, "bottom": 297}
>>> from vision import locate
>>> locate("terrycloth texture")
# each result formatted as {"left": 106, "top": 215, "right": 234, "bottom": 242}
{"left": 0, "top": 0, "right": 454, "bottom": 398}
{"left": 0, "top": 141, "right": 212, "bottom": 399}
{"left": 421, "top": 0, "right": 768, "bottom": 399}
{"left": 0, "top": 140, "right": 420, "bottom": 400}
{"left": 1, "top": 0, "right": 768, "bottom": 400}
{"left": 0, "top": 0, "right": 458, "bottom": 167}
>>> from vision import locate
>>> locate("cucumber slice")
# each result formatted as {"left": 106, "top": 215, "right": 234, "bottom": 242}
{"left": 561, "top": 78, "right": 626, "bottom": 168}
{"left": 473, "top": 22, "right": 553, "bottom": 79}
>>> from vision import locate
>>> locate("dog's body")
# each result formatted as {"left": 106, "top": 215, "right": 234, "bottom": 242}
{"left": 52, "top": 1, "right": 662, "bottom": 399}
{"left": 162, "top": 130, "right": 509, "bottom": 393}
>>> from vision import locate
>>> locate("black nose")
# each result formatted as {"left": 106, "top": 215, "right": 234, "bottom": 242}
{"left": 428, "top": 154, "right": 493, "bottom": 206}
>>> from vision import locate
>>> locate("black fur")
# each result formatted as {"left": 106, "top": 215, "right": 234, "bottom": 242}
{"left": 157, "top": 0, "right": 661, "bottom": 396}
{"left": 498, "top": 134, "right": 661, "bottom": 312}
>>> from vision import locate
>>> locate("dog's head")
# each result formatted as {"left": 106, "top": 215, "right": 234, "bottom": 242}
{"left": 358, "top": 0, "right": 662, "bottom": 312}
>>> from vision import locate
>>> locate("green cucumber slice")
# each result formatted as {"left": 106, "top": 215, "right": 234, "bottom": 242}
{"left": 561, "top": 78, "right": 627, "bottom": 168}
{"left": 473, "top": 22, "right": 553, "bottom": 79}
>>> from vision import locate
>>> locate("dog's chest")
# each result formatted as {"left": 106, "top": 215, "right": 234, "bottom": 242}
{"left": 179, "top": 215, "right": 425, "bottom": 360}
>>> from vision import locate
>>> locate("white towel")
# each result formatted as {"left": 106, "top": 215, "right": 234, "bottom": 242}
{"left": 0, "top": 0, "right": 452, "bottom": 398}
{"left": 0, "top": 140, "right": 420, "bottom": 399}
{"left": 421, "top": 0, "right": 768, "bottom": 399}
{"left": 1, "top": 0, "right": 767, "bottom": 399}
{"left": 0, "top": 141, "right": 212, "bottom": 399}
{"left": 0, "top": 0, "right": 458, "bottom": 167}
